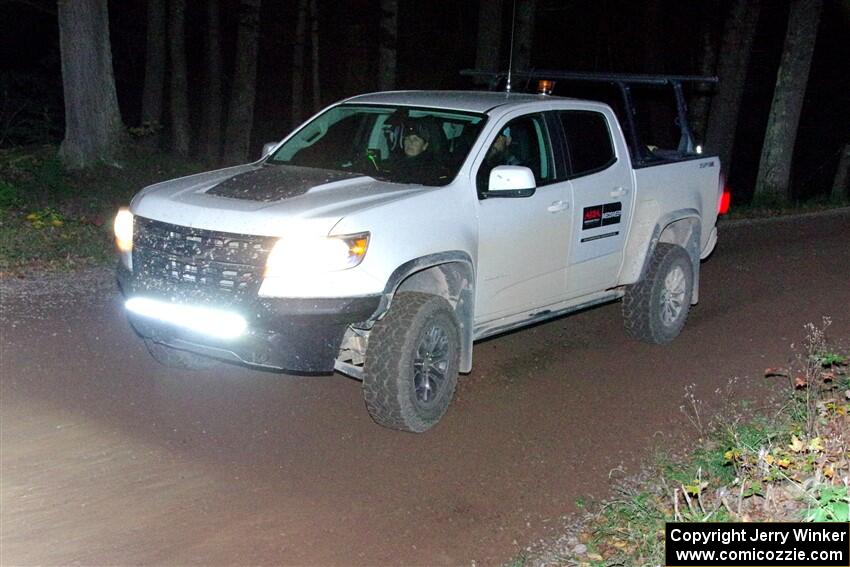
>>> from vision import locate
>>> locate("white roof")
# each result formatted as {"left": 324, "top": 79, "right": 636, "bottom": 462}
{"left": 342, "top": 90, "right": 561, "bottom": 114}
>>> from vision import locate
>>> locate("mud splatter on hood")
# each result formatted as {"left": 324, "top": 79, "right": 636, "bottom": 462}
{"left": 206, "top": 164, "right": 364, "bottom": 202}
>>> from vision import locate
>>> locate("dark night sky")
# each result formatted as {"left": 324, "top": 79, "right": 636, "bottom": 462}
{"left": 1, "top": 0, "right": 848, "bottom": 200}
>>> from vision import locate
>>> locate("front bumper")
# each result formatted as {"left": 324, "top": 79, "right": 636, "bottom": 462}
{"left": 118, "top": 265, "right": 380, "bottom": 374}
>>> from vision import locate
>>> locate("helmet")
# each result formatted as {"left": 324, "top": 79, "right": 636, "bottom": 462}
{"left": 403, "top": 118, "right": 432, "bottom": 143}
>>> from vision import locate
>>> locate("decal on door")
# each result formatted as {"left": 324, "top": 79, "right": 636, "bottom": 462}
{"left": 582, "top": 202, "right": 622, "bottom": 230}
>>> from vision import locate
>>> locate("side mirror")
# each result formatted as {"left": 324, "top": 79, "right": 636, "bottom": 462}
{"left": 261, "top": 141, "right": 280, "bottom": 158}
{"left": 486, "top": 165, "right": 536, "bottom": 198}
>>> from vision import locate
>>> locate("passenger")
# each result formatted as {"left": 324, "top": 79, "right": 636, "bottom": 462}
{"left": 477, "top": 126, "right": 520, "bottom": 191}
{"left": 485, "top": 127, "right": 520, "bottom": 168}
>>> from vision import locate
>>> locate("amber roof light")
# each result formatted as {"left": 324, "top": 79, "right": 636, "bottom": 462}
{"left": 537, "top": 80, "right": 555, "bottom": 95}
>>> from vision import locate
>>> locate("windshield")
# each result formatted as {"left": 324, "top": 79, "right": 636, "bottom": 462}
{"left": 266, "top": 104, "right": 487, "bottom": 186}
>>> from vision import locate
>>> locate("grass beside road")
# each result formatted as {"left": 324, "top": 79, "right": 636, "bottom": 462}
{"left": 516, "top": 319, "right": 849, "bottom": 567}
{"left": 725, "top": 195, "right": 850, "bottom": 219}
{"left": 0, "top": 144, "right": 204, "bottom": 275}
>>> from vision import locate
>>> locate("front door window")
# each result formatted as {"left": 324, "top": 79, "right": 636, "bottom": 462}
{"left": 476, "top": 114, "right": 555, "bottom": 195}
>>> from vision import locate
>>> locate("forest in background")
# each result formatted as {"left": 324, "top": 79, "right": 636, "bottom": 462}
{"left": 1, "top": 0, "right": 848, "bottom": 205}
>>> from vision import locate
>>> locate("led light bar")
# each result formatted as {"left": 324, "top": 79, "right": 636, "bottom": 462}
{"left": 125, "top": 297, "right": 247, "bottom": 339}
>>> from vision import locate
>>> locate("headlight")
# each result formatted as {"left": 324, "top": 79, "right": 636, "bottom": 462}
{"left": 114, "top": 207, "right": 134, "bottom": 253}
{"left": 265, "top": 232, "right": 370, "bottom": 277}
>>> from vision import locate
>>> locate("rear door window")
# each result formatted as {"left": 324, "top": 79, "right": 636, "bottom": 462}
{"left": 558, "top": 111, "right": 616, "bottom": 178}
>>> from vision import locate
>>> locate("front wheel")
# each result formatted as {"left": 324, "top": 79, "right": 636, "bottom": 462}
{"left": 363, "top": 292, "right": 461, "bottom": 433}
{"left": 622, "top": 243, "right": 694, "bottom": 344}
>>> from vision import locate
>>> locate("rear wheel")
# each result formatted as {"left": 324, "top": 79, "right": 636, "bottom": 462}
{"left": 623, "top": 243, "right": 693, "bottom": 344}
{"left": 363, "top": 292, "right": 460, "bottom": 432}
{"left": 144, "top": 339, "right": 220, "bottom": 371}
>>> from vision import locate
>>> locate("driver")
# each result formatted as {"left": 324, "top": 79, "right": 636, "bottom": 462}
{"left": 389, "top": 118, "right": 442, "bottom": 183}
{"left": 402, "top": 121, "right": 430, "bottom": 158}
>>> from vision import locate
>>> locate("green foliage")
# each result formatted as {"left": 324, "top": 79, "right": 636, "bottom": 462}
{"left": 539, "top": 331, "right": 849, "bottom": 567}
{"left": 0, "top": 179, "right": 22, "bottom": 207}
{"left": 665, "top": 444, "right": 734, "bottom": 488}
{"left": 729, "top": 418, "right": 783, "bottom": 451}
{"left": 813, "top": 351, "right": 846, "bottom": 366}
{"left": 728, "top": 195, "right": 850, "bottom": 219}
{"left": 0, "top": 144, "right": 205, "bottom": 273}
{"left": 1, "top": 150, "right": 67, "bottom": 217}
{"left": 804, "top": 486, "right": 849, "bottom": 522}
{"left": 24, "top": 208, "right": 66, "bottom": 228}
{"left": 0, "top": 207, "right": 113, "bottom": 272}
{"left": 502, "top": 554, "right": 527, "bottom": 567}
{"left": 598, "top": 490, "right": 667, "bottom": 563}
{"left": 128, "top": 121, "right": 163, "bottom": 139}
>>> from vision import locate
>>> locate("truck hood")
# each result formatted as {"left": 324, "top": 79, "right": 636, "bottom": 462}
{"left": 131, "top": 164, "right": 429, "bottom": 237}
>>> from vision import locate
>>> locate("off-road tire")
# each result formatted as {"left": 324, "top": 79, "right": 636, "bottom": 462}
{"left": 623, "top": 243, "right": 693, "bottom": 344}
{"left": 363, "top": 292, "right": 461, "bottom": 433}
{"left": 144, "top": 338, "right": 220, "bottom": 371}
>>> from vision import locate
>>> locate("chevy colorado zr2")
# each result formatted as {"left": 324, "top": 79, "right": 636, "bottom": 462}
{"left": 115, "top": 74, "right": 728, "bottom": 432}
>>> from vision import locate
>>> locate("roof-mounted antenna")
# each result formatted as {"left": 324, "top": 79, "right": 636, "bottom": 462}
{"left": 506, "top": 0, "right": 517, "bottom": 93}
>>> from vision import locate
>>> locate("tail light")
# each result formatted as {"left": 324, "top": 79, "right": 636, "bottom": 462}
{"left": 717, "top": 172, "right": 731, "bottom": 215}
{"left": 718, "top": 187, "right": 731, "bottom": 215}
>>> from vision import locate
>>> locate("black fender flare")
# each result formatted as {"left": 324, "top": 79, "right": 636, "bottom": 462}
{"left": 637, "top": 209, "right": 702, "bottom": 305}
{"left": 377, "top": 251, "right": 476, "bottom": 373}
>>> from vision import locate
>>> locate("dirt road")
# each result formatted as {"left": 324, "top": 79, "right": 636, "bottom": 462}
{"left": 2, "top": 211, "right": 849, "bottom": 565}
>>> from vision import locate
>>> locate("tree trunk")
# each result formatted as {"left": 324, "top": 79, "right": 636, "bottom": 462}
{"left": 689, "top": 3, "right": 722, "bottom": 142}
{"left": 201, "top": 0, "right": 223, "bottom": 163}
{"left": 343, "top": 22, "right": 371, "bottom": 97}
{"left": 831, "top": 143, "right": 850, "bottom": 201}
{"left": 755, "top": 0, "right": 823, "bottom": 202}
{"left": 512, "top": 0, "right": 536, "bottom": 73}
{"left": 689, "top": 28, "right": 717, "bottom": 142}
{"left": 168, "top": 0, "right": 191, "bottom": 157}
{"left": 378, "top": 0, "right": 398, "bottom": 91}
{"left": 57, "top": 0, "right": 127, "bottom": 169}
{"left": 474, "top": 0, "right": 503, "bottom": 85}
{"left": 291, "top": 0, "right": 308, "bottom": 125}
{"left": 140, "top": 0, "right": 166, "bottom": 130}
{"left": 223, "top": 0, "right": 263, "bottom": 164}
{"left": 704, "top": 0, "right": 761, "bottom": 173}
{"left": 310, "top": 0, "right": 321, "bottom": 112}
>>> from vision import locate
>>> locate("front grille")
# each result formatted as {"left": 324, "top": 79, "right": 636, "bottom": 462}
{"left": 132, "top": 217, "right": 275, "bottom": 301}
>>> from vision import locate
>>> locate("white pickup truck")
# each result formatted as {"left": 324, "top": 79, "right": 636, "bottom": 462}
{"left": 115, "top": 74, "right": 728, "bottom": 432}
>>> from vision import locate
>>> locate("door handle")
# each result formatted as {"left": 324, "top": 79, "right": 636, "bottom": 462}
{"left": 610, "top": 186, "right": 628, "bottom": 198}
{"left": 547, "top": 200, "right": 569, "bottom": 213}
